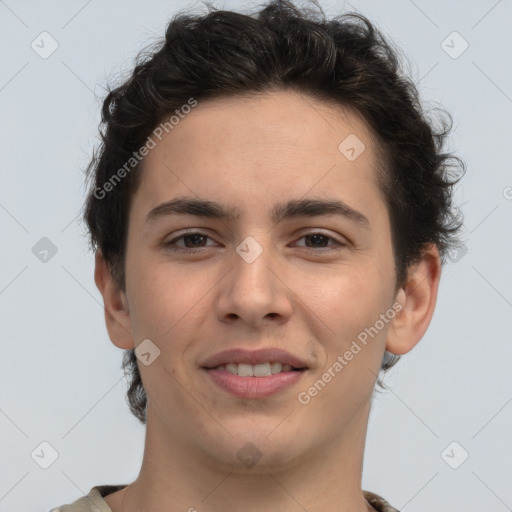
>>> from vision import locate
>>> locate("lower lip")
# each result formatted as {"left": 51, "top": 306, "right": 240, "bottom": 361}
{"left": 204, "top": 368, "right": 306, "bottom": 398}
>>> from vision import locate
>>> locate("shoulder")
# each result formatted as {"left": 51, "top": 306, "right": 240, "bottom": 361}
{"left": 363, "top": 490, "right": 402, "bottom": 512}
{"left": 48, "top": 485, "right": 127, "bottom": 512}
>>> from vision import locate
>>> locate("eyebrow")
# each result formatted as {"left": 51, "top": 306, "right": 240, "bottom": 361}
{"left": 145, "top": 196, "right": 370, "bottom": 229}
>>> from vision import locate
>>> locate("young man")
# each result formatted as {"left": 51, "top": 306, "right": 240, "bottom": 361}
{"left": 51, "top": 0, "right": 464, "bottom": 510}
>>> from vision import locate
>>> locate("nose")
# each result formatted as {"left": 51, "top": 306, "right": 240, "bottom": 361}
{"left": 215, "top": 239, "right": 293, "bottom": 329}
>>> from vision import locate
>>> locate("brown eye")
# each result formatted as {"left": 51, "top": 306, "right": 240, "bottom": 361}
{"left": 180, "top": 234, "right": 208, "bottom": 248}
{"left": 165, "top": 232, "right": 217, "bottom": 252}
{"left": 303, "top": 234, "right": 330, "bottom": 248}
{"left": 293, "top": 232, "right": 345, "bottom": 250}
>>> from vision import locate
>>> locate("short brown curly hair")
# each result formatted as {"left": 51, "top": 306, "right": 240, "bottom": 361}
{"left": 83, "top": 0, "right": 465, "bottom": 424}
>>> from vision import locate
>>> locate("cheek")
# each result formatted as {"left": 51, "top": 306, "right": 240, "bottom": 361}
{"left": 319, "top": 265, "right": 393, "bottom": 363}
{"left": 126, "top": 257, "right": 213, "bottom": 353}
{"left": 125, "top": 256, "right": 178, "bottom": 338}
{"left": 327, "top": 262, "right": 387, "bottom": 319}
{"left": 304, "top": 272, "right": 391, "bottom": 410}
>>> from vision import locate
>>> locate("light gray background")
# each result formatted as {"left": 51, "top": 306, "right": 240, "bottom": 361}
{"left": 1, "top": 0, "right": 511, "bottom": 510}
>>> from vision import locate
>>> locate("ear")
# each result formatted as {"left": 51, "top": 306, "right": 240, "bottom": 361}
{"left": 94, "top": 251, "right": 134, "bottom": 349}
{"left": 385, "top": 244, "right": 442, "bottom": 355}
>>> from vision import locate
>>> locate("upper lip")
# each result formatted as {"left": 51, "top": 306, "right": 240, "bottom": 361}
{"left": 201, "top": 348, "right": 308, "bottom": 369}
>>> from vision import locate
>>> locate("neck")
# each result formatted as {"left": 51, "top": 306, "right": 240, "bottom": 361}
{"left": 115, "top": 400, "right": 375, "bottom": 512}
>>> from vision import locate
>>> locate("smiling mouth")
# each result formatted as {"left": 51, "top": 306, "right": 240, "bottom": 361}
{"left": 206, "top": 362, "right": 306, "bottom": 377}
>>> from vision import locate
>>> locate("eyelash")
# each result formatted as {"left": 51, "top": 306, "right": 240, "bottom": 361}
{"left": 164, "top": 230, "right": 346, "bottom": 253}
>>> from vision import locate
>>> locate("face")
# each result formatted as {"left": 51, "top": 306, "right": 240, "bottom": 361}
{"left": 119, "top": 90, "right": 401, "bottom": 469}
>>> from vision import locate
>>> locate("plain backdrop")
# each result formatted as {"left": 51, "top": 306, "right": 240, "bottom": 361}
{"left": 1, "top": 0, "right": 511, "bottom": 510}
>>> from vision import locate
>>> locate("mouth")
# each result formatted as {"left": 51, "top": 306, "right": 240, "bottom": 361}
{"left": 201, "top": 348, "right": 309, "bottom": 398}
{"left": 201, "top": 347, "right": 308, "bottom": 371}
{"left": 205, "top": 362, "right": 306, "bottom": 377}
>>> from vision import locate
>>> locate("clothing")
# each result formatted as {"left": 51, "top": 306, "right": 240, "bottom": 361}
{"left": 49, "top": 485, "right": 401, "bottom": 511}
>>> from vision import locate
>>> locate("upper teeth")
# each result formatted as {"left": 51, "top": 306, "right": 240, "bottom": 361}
{"left": 214, "top": 362, "right": 293, "bottom": 376}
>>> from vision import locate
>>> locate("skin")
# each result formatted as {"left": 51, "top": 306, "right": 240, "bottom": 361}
{"left": 95, "top": 89, "right": 441, "bottom": 512}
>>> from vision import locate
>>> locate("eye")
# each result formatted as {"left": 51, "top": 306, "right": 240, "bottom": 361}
{"left": 164, "top": 231, "right": 218, "bottom": 252}
{"left": 163, "top": 230, "right": 346, "bottom": 253}
{"left": 292, "top": 232, "right": 345, "bottom": 251}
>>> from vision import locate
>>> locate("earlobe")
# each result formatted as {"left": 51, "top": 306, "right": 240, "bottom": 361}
{"left": 94, "top": 251, "right": 134, "bottom": 350}
{"left": 385, "top": 245, "right": 442, "bottom": 356}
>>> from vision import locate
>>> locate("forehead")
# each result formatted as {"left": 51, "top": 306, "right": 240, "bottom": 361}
{"left": 132, "top": 89, "right": 385, "bottom": 223}
{"left": 147, "top": 90, "right": 378, "bottom": 161}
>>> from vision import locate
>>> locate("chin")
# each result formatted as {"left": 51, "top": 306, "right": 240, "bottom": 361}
{"left": 199, "top": 425, "right": 309, "bottom": 473}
